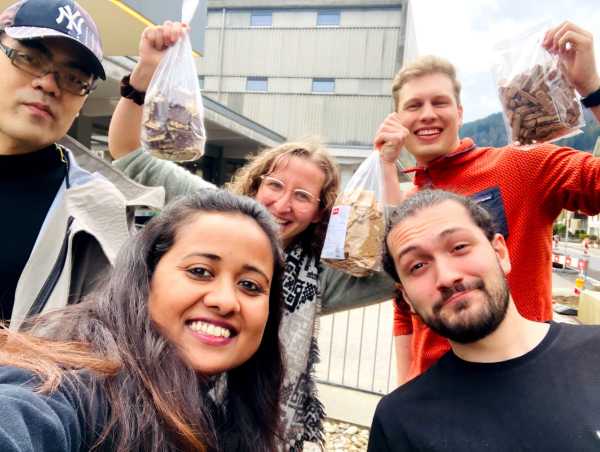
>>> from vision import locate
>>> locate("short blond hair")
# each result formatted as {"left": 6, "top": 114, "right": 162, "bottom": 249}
{"left": 392, "top": 55, "right": 462, "bottom": 110}
{"left": 227, "top": 139, "right": 340, "bottom": 256}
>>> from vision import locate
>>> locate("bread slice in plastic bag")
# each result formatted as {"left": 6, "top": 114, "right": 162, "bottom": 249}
{"left": 321, "top": 152, "right": 386, "bottom": 277}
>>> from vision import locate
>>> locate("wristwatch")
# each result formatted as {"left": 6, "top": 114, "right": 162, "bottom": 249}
{"left": 581, "top": 86, "right": 600, "bottom": 109}
{"left": 120, "top": 74, "right": 146, "bottom": 106}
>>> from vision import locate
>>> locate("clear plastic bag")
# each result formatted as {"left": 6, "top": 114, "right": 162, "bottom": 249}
{"left": 142, "top": 0, "right": 206, "bottom": 162}
{"left": 321, "top": 152, "right": 387, "bottom": 277}
{"left": 491, "top": 22, "right": 585, "bottom": 145}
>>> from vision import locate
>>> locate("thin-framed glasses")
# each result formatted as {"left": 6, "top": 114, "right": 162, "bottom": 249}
{"left": 0, "top": 39, "right": 96, "bottom": 96}
{"left": 259, "top": 175, "right": 321, "bottom": 208}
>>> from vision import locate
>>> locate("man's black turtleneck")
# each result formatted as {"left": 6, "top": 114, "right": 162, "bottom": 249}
{"left": 0, "top": 145, "right": 66, "bottom": 321}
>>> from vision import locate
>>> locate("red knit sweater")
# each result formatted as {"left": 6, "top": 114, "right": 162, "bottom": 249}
{"left": 394, "top": 138, "right": 600, "bottom": 381}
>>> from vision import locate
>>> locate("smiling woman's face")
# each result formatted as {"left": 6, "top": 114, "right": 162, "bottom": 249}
{"left": 255, "top": 156, "right": 325, "bottom": 248}
{"left": 148, "top": 212, "right": 274, "bottom": 375}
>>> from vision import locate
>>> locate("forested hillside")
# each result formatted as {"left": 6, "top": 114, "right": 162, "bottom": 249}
{"left": 460, "top": 109, "right": 599, "bottom": 151}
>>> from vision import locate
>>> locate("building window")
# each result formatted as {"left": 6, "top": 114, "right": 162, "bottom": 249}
{"left": 317, "top": 10, "right": 340, "bottom": 26}
{"left": 250, "top": 10, "right": 272, "bottom": 27}
{"left": 312, "top": 78, "right": 335, "bottom": 93}
{"left": 246, "top": 77, "right": 268, "bottom": 92}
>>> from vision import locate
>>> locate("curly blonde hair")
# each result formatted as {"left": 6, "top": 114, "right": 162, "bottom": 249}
{"left": 227, "top": 140, "right": 340, "bottom": 256}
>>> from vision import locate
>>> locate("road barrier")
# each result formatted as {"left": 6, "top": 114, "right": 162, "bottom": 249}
{"left": 552, "top": 252, "right": 589, "bottom": 272}
{"left": 552, "top": 252, "right": 599, "bottom": 295}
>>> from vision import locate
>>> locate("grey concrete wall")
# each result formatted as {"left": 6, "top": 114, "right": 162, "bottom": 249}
{"left": 208, "top": 0, "right": 402, "bottom": 9}
{"left": 203, "top": 92, "right": 394, "bottom": 145}
{"left": 198, "top": 0, "right": 409, "bottom": 146}
{"left": 201, "top": 76, "right": 391, "bottom": 96}
{"left": 206, "top": 7, "right": 403, "bottom": 27}
{"left": 200, "top": 27, "right": 403, "bottom": 78}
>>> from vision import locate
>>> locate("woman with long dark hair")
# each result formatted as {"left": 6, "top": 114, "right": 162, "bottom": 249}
{"left": 108, "top": 22, "right": 397, "bottom": 451}
{"left": 0, "top": 189, "right": 285, "bottom": 452}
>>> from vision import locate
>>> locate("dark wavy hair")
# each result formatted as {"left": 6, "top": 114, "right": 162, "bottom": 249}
{"left": 383, "top": 189, "right": 497, "bottom": 283}
{"left": 0, "top": 189, "right": 285, "bottom": 452}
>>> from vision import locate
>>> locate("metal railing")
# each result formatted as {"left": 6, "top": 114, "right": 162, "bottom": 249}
{"left": 316, "top": 301, "right": 397, "bottom": 395}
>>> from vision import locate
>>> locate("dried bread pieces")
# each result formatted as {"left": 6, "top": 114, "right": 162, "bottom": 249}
{"left": 322, "top": 190, "right": 385, "bottom": 277}
{"left": 142, "top": 94, "right": 205, "bottom": 162}
{"left": 498, "top": 64, "right": 583, "bottom": 144}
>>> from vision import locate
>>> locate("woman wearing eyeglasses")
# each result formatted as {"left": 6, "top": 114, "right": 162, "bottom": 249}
{"left": 108, "top": 22, "right": 395, "bottom": 451}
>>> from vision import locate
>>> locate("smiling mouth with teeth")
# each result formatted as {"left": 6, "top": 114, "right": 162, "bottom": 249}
{"left": 188, "top": 320, "right": 234, "bottom": 338}
{"left": 416, "top": 129, "right": 442, "bottom": 136}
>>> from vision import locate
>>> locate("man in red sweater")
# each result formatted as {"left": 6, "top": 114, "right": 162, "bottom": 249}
{"left": 375, "top": 21, "right": 600, "bottom": 384}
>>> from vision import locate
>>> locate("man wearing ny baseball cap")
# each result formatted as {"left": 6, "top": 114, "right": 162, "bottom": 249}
{"left": 0, "top": 0, "right": 163, "bottom": 329}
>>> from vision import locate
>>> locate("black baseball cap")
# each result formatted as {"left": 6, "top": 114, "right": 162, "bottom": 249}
{"left": 0, "top": 0, "right": 105, "bottom": 80}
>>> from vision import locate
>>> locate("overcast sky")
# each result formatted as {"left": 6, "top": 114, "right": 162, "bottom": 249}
{"left": 409, "top": 0, "right": 600, "bottom": 122}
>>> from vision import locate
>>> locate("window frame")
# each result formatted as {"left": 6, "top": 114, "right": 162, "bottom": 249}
{"left": 316, "top": 10, "right": 341, "bottom": 27}
{"left": 246, "top": 76, "right": 269, "bottom": 92}
{"left": 312, "top": 78, "right": 336, "bottom": 94}
{"left": 250, "top": 10, "right": 273, "bottom": 27}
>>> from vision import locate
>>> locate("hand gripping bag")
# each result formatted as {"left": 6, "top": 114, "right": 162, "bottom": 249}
{"left": 492, "top": 22, "right": 585, "bottom": 145}
{"left": 142, "top": 0, "right": 206, "bottom": 162}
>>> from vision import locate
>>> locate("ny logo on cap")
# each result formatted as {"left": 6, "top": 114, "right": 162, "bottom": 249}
{"left": 56, "top": 5, "right": 84, "bottom": 36}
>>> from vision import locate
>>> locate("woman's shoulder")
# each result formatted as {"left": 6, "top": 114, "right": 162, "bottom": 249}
{"left": 0, "top": 366, "right": 92, "bottom": 451}
{"left": 0, "top": 365, "right": 102, "bottom": 414}
{"left": 0, "top": 365, "right": 110, "bottom": 450}
{"left": 0, "top": 365, "right": 46, "bottom": 387}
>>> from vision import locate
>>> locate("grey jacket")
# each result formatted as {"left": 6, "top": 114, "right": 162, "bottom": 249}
{"left": 10, "top": 139, "right": 164, "bottom": 330}
{"left": 113, "top": 149, "right": 395, "bottom": 313}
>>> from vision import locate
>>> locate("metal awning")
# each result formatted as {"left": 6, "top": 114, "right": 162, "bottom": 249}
{"left": 0, "top": 0, "right": 207, "bottom": 55}
{"left": 83, "top": 56, "right": 285, "bottom": 151}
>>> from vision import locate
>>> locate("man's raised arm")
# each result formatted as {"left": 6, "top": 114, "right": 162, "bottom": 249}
{"left": 108, "top": 22, "right": 188, "bottom": 160}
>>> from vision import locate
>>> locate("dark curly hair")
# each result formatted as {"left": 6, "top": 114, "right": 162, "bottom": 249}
{"left": 383, "top": 189, "right": 497, "bottom": 283}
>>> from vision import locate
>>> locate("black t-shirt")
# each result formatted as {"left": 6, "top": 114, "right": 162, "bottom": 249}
{"left": 0, "top": 146, "right": 65, "bottom": 320}
{"left": 369, "top": 323, "right": 600, "bottom": 451}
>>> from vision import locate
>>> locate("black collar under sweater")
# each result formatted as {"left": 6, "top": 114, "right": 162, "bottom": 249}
{"left": 0, "top": 144, "right": 65, "bottom": 175}
{"left": 0, "top": 144, "right": 67, "bottom": 321}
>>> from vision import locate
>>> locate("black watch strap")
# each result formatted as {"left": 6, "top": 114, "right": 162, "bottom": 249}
{"left": 581, "top": 86, "right": 600, "bottom": 109}
{"left": 120, "top": 74, "right": 146, "bottom": 106}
